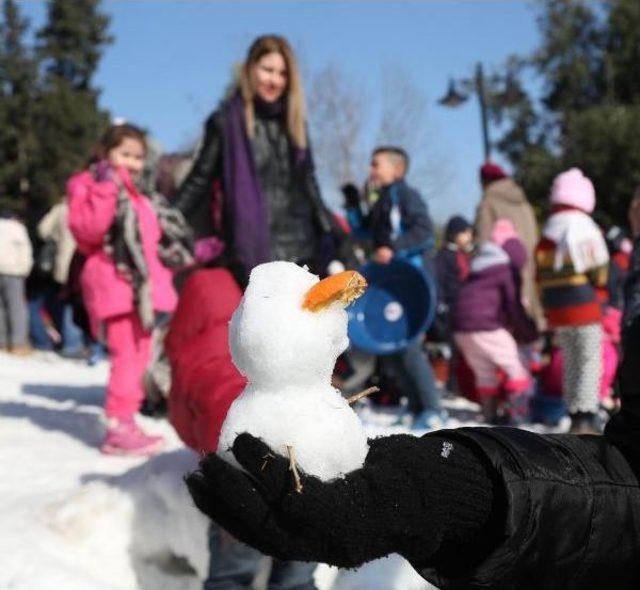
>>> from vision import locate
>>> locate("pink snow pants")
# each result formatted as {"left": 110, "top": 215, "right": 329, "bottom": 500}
{"left": 104, "top": 312, "right": 152, "bottom": 420}
{"left": 454, "top": 328, "right": 530, "bottom": 396}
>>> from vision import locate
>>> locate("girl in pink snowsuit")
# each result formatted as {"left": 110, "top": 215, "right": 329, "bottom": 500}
{"left": 67, "top": 124, "right": 177, "bottom": 455}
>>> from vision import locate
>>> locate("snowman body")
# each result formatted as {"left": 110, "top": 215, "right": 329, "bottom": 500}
{"left": 217, "top": 262, "right": 369, "bottom": 481}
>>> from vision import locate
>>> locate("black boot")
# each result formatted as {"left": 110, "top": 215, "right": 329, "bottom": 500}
{"left": 569, "top": 411, "right": 600, "bottom": 435}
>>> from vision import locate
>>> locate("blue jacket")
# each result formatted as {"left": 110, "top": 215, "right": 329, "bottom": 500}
{"left": 370, "top": 180, "right": 434, "bottom": 264}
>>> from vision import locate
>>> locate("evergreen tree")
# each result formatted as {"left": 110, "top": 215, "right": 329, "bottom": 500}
{"left": 494, "top": 0, "right": 640, "bottom": 224}
{"left": 0, "top": 0, "right": 38, "bottom": 210}
{"left": 32, "top": 0, "right": 112, "bottom": 207}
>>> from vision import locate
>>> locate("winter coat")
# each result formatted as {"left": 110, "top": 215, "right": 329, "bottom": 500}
{"left": 67, "top": 170, "right": 177, "bottom": 330}
{"left": 0, "top": 217, "right": 33, "bottom": 277}
{"left": 417, "top": 425, "right": 640, "bottom": 590}
{"left": 370, "top": 179, "right": 435, "bottom": 268}
{"left": 166, "top": 268, "right": 246, "bottom": 452}
{"left": 608, "top": 251, "right": 629, "bottom": 310}
{"left": 476, "top": 177, "right": 542, "bottom": 328}
{"left": 172, "top": 102, "right": 336, "bottom": 275}
{"left": 36, "top": 202, "right": 76, "bottom": 285}
{"left": 420, "top": 235, "right": 640, "bottom": 589}
{"left": 536, "top": 208, "right": 609, "bottom": 328}
{"left": 435, "top": 245, "right": 470, "bottom": 311}
{"left": 453, "top": 240, "right": 535, "bottom": 342}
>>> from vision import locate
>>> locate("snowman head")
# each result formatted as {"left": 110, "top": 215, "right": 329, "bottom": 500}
{"left": 229, "top": 262, "right": 366, "bottom": 390}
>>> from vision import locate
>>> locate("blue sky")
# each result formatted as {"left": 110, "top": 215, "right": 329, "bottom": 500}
{"left": 21, "top": 1, "right": 542, "bottom": 222}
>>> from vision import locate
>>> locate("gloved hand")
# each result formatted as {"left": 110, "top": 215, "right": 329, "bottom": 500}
{"left": 186, "top": 432, "right": 497, "bottom": 569}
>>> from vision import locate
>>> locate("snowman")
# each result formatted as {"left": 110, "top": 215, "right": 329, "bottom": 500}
{"left": 218, "top": 261, "right": 370, "bottom": 489}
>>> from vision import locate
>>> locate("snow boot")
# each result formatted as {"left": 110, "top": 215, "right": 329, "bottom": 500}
{"left": 412, "top": 409, "right": 449, "bottom": 431}
{"left": 101, "top": 418, "right": 165, "bottom": 456}
{"left": 568, "top": 412, "right": 601, "bottom": 435}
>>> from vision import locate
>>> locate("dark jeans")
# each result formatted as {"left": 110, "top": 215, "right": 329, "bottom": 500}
{"left": 204, "top": 524, "right": 317, "bottom": 590}
{"left": 386, "top": 338, "right": 441, "bottom": 415}
{"left": 28, "top": 284, "right": 84, "bottom": 352}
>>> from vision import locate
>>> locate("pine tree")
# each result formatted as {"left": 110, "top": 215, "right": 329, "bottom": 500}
{"left": 0, "top": 0, "right": 38, "bottom": 210}
{"left": 494, "top": 0, "right": 640, "bottom": 224}
{"left": 32, "top": 0, "right": 112, "bottom": 208}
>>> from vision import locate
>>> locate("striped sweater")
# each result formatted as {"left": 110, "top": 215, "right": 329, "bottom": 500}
{"left": 536, "top": 236, "right": 608, "bottom": 327}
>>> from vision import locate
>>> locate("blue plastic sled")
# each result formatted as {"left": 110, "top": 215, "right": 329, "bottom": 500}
{"left": 347, "top": 259, "right": 436, "bottom": 355}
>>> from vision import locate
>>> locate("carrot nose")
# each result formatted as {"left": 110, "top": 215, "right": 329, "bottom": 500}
{"left": 302, "top": 270, "right": 367, "bottom": 312}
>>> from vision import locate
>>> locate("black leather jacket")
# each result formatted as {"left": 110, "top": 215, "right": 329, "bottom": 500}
{"left": 416, "top": 237, "right": 640, "bottom": 589}
{"left": 419, "top": 426, "right": 640, "bottom": 589}
{"left": 173, "top": 104, "right": 334, "bottom": 269}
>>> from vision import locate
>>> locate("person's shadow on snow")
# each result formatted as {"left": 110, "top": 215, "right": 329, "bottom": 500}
{"left": 21, "top": 383, "right": 105, "bottom": 407}
{"left": 1, "top": 384, "right": 104, "bottom": 448}
{"left": 79, "top": 450, "right": 210, "bottom": 590}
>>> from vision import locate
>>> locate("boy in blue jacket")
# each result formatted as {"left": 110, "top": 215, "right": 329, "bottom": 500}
{"left": 368, "top": 146, "right": 445, "bottom": 429}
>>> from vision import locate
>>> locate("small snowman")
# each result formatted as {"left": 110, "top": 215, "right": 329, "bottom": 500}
{"left": 218, "top": 261, "right": 371, "bottom": 490}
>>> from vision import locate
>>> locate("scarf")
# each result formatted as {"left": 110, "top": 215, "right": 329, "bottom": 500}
{"left": 542, "top": 209, "right": 609, "bottom": 273}
{"left": 99, "top": 163, "right": 194, "bottom": 331}
{"left": 104, "top": 174, "right": 155, "bottom": 331}
{"left": 222, "top": 93, "right": 271, "bottom": 273}
{"left": 221, "top": 92, "right": 310, "bottom": 273}
{"left": 150, "top": 192, "right": 194, "bottom": 270}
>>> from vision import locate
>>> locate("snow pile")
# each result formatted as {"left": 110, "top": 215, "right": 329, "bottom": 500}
{"left": 221, "top": 262, "right": 368, "bottom": 481}
{"left": 0, "top": 349, "right": 439, "bottom": 590}
{"left": 0, "top": 351, "right": 206, "bottom": 590}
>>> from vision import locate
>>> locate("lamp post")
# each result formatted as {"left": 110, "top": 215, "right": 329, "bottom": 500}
{"left": 438, "top": 62, "right": 524, "bottom": 162}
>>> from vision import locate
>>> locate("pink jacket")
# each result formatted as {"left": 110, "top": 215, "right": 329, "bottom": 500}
{"left": 67, "top": 168, "right": 177, "bottom": 330}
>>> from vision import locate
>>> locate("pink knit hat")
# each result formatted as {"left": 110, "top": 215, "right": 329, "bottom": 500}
{"left": 549, "top": 168, "right": 595, "bottom": 213}
{"left": 491, "top": 218, "right": 519, "bottom": 246}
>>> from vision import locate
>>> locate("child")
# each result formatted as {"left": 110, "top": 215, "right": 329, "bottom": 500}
{"left": 67, "top": 124, "right": 177, "bottom": 455}
{"left": 453, "top": 220, "right": 536, "bottom": 424}
{"left": 0, "top": 206, "right": 33, "bottom": 354}
{"left": 369, "top": 147, "right": 434, "bottom": 267}
{"left": 368, "top": 146, "right": 445, "bottom": 429}
{"left": 605, "top": 225, "right": 632, "bottom": 310}
{"left": 429, "top": 215, "right": 472, "bottom": 388}
{"left": 433, "top": 215, "right": 473, "bottom": 341}
{"left": 536, "top": 168, "right": 609, "bottom": 434}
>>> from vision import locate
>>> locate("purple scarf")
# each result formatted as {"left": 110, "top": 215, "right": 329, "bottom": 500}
{"left": 222, "top": 93, "right": 270, "bottom": 273}
{"left": 222, "top": 92, "right": 310, "bottom": 274}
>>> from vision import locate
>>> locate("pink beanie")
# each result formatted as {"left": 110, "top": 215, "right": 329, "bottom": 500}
{"left": 491, "top": 218, "right": 519, "bottom": 246}
{"left": 550, "top": 168, "right": 595, "bottom": 213}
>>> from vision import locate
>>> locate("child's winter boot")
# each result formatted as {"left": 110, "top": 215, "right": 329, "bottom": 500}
{"left": 101, "top": 417, "right": 165, "bottom": 456}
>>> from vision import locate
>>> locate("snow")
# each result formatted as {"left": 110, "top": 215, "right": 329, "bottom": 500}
{"left": 222, "top": 262, "right": 368, "bottom": 481}
{"left": 1, "top": 349, "right": 442, "bottom": 590}
{"left": 2, "top": 346, "right": 565, "bottom": 589}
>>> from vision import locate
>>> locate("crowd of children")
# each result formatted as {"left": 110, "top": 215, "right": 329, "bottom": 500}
{"left": 343, "top": 154, "right": 629, "bottom": 435}
{"left": 3, "top": 119, "right": 628, "bottom": 455}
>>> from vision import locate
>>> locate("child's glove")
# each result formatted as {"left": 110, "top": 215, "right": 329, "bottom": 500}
{"left": 186, "top": 432, "right": 498, "bottom": 569}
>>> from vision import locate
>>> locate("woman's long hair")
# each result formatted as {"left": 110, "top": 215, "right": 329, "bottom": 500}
{"left": 238, "top": 35, "right": 307, "bottom": 150}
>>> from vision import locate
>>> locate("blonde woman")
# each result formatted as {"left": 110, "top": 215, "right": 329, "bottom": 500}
{"left": 174, "top": 35, "right": 336, "bottom": 283}
{"left": 172, "top": 35, "right": 321, "bottom": 590}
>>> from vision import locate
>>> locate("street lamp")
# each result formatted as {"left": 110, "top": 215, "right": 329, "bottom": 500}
{"left": 437, "top": 62, "right": 524, "bottom": 162}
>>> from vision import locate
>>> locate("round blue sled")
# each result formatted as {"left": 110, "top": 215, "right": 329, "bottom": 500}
{"left": 347, "top": 259, "right": 436, "bottom": 355}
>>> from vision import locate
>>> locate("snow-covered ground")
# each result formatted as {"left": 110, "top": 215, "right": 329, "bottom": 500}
{"left": 0, "top": 350, "right": 561, "bottom": 590}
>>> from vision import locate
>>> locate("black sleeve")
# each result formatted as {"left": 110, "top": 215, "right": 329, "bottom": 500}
{"left": 393, "top": 187, "right": 435, "bottom": 254}
{"left": 605, "top": 237, "right": 640, "bottom": 469}
{"left": 370, "top": 194, "right": 393, "bottom": 249}
{"left": 436, "top": 250, "right": 461, "bottom": 309}
{"left": 173, "top": 111, "right": 223, "bottom": 223}
{"left": 303, "top": 155, "right": 333, "bottom": 235}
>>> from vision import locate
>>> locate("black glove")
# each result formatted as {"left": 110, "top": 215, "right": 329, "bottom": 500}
{"left": 186, "top": 431, "right": 498, "bottom": 569}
